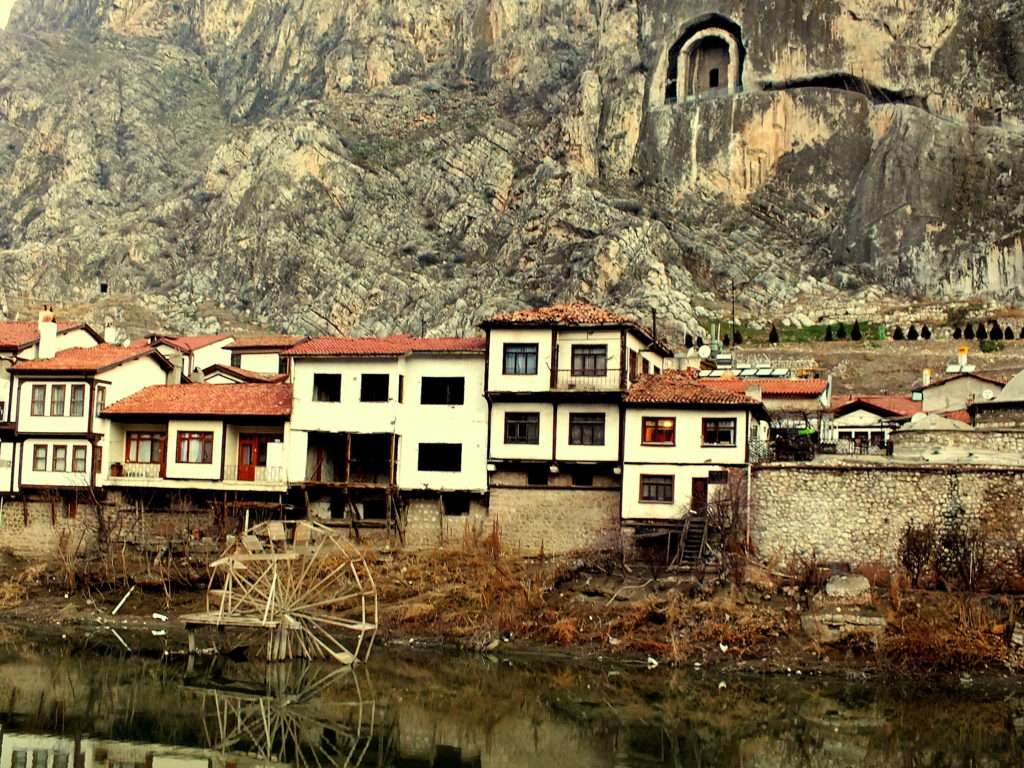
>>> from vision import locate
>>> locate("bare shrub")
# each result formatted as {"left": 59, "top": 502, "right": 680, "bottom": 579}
{"left": 898, "top": 520, "right": 936, "bottom": 587}
{"left": 935, "top": 520, "right": 989, "bottom": 592}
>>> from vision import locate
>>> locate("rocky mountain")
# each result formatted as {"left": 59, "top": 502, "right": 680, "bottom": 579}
{"left": 0, "top": 0, "right": 1021, "bottom": 340}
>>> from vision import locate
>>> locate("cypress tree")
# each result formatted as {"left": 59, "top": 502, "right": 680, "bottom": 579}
{"left": 990, "top": 322, "right": 1003, "bottom": 341}
{"left": 768, "top": 325, "right": 780, "bottom": 344}
{"left": 1006, "top": 326, "right": 1015, "bottom": 341}
{"left": 685, "top": 333, "right": 694, "bottom": 349}
{"left": 977, "top": 323, "right": 988, "bottom": 341}
{"left": 824, "top": 325, "right": 834, "bottom": 342}
{"left": 921, "top": 325, "right": 932, "bottom": 340}
{"left": 850, "top": 320, "right": 862, "bottom": 341}
{"left": 965, "top": 324, "right": 975, "bottom": 340}
{"left": 907, "top": 324, "right": 919, "bottom": 341}
{"left": 953, "top": 326, "right": 962, "bottom": 340}
{"left": 733, "top": 329, "right": 743, "bottom": 346}
{"left": 892, "top": 326, "right": 905, "bottom": 341}
{"left": 835, "top": 322, "right": 847, "bottom": 340}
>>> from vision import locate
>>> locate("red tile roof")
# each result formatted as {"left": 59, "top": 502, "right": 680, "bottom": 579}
{"left": 484, "top": 302, "right": 643, "bottom": 328}
{"left": 202, "top": 364, "right": 288, "bottom": 383}
{"left": 0, "top": 321, "right": 100, "bottom": 352}
{"left": 708, "top": 378, "right": 829, "bottom": 398}
{"left": 224, "top": 335, "right": 306, "bottom": 350}
{"left": 157, "top": 334, "right": 232, "bottom": 353}
{"left": 626, "top": 370, "right": 760, "bottom": 406}
{"left": 832, "top": 395, "right": 922, "bottom": 418}
{"left": 285, "top": 335, "right": 486, "bottom": 357}
{"left": 104, "top": 383, "right": 292, "bottom": 418}
{"left": 10, "top": 345, "right": 172, "bottom": 374}
{"left": 914, "top": 371, "right": 1007, "bottom": 391}
{"left": 942, "top": 409, "right": 972, "bottom": 424}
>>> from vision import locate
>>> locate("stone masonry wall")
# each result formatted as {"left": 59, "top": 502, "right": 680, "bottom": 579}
{"left": 752, "top": 463, "right": 1024, "bottom": 566}
{"left": 404, "top": 496, "right": 491, "bottom": 550}
{"left": 893, "top": 428, "right": 1024, "bottom": 458}
{"left": 488, "top": 484, "right": 621, "bottom": 555}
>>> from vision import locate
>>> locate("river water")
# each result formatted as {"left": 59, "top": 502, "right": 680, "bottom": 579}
{"left": 0, "top": 638, "right": 1022, "bottom": 767}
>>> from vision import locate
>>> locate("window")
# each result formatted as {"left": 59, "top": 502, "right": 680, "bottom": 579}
{"left": 421, "top": 376, "right": 465, "bottom": 405}
{"left": 709, "top": 68, "right": 720, "bottom": 88}
{"left": 642, "top": 417, "right": 676, "bottom": 445}
{"left": 527, "top": 466, "right": 549, "bottom": 486}
{"left": 398, "top": 375, "right": 404, "bottom": 403}
{"left": 95, "top": 386, "right": 106, "bottom": 417}
{"left": 569, "top": 413, "right": 605, "bottom": 446}
{"left": 417, "top": 443, "right": 462, "bottom": 472}
{"left": 52, "top": 445, "right": 67, "bottom": 472}
{"left": 70, "top": 384, "right": 85, "bottom": 417}
{"left": 570, "top": 468, "right": 594, "bottom": 487}
{"left": 503, "top": 343, "right": 538, "bottom": 375}
{"left": 30, "top": 385, "right": 45, "bottom": 416}
{"left": 360, "top": 373, "right": 389, "bottom": 402}
{"left": 230, "top": 352, "right": 242, "bottom": 367}
{"left": 642, "top": 358, "right": 651, "bottom": 374}
{"left": 571, "top": 344, "right": 607, "bottom": 376}
{"left": 32, "top": 445, "right": 47, "bottom": 472}
{"left": 629, "top": 350, "right": 639, "bottom": 382}
{"left": 443, "top": 494, "right": 470, "bottom": 516}
{"left": 126, "top": 432, "right": 164, "bottom": 464}
{"left": 708, "top": 470, "right": 728, "bottom": 484}
{"left": 504, "top": 412, "right": 540, "bottom": 444}
{"left": 72, "top": 446, "right": 87, "bottom": 473}
{"left": 176, "top": 431, "right": 214, "bottom": 464}
{"left": 641, "top": 474, "right": 674, "bottom": 503}
{"left": 702, "top": 418, "right": 737, "bottom": 447}
{"left": 11, "top": 752, "right": 26, "bottom": 768}
{"left": 50, "top": 385, "right": 66, "bottom": 416}
{"left": 313, "top": 373, "right": 341, "bottom": 402}
{"left": 278, "top": 356, "right": 288, "bottom": 375}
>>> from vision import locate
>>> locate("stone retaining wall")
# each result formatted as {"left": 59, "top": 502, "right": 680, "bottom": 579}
{"left": 751, "top": 462, "right": 1024, "bottom": 565}
{"left": 893, "top": 428, "right": 1024, "bottom": 458}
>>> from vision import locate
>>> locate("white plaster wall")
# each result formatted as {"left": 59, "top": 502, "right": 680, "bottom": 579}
{"left": 621, "top": 462, "right": 731, "bottom": 520}
{"left": 238, "top": 351, "right": 281, "bottom": 374}
{"left": 191, "top": 338, "right": 235, "bottom": 371}
{"left": 287, "top": 429, "right": 309, "bottom": 484}
{"left": 16, "top": 380, "right": 90, "bottom": 434}
{"left": 555, "top": 328, "right": 622, "bottom": 378}
{"left": 555, "top": 403, "right": 621, "bottom": 462}
{"left": 486, "top": 329, "right": 552, "bottom": 392}
{"left": 397, "top": 355, "right": 488, "bottom": 492}
{"left": 291, "top": 358, "right": 402, "bottom": 434}
{"left": 165, "top": 419, "right": 224, "bottom": 480}
{"left": 489, "top": 401, "right": 555, "bottom": 461}
{"left": 0, "top": 441, "right": 14, "bottom": 492}
{"left": 56, "top": 328, "right": 99, "bottom": 353}
{"left": 623, "top": 407, "right": 749, "bottom": 465}
{"left": 922, "top": 378, "right": 1001, "bottom": 413}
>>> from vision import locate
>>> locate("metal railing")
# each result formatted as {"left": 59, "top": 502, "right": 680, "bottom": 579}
{"left": 223, "top": 464, "right": 286, "bottom": 483}
{"left": 553, "top": 368, "right": 624, "bottom": 391}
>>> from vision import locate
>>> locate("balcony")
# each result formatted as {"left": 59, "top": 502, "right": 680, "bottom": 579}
{"left": 117, "top": 462, "right": 162, "bottom": 479}
{"left": 553, "top": 368, "right": 624, "bottom": 392}
{"left": 223, "top": 464, "right": 286, "bottom": 483}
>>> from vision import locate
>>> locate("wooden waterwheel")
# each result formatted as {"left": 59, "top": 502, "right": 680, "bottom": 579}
{"left": 184, "top": 520, "right": 377, "bottom": 663}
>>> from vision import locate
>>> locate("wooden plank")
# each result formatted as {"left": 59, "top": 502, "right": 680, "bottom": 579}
{"left": 180, "top": 612, "right": 282, "bottom": 629}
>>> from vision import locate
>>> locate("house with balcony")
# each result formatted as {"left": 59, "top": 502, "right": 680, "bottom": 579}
{"left": 4, "top": 342, "right": 174, "bottom": 494}
{"left": 479, "top": 303, "right": 673, "bottom": 552}
{"left": 102, "top": 384, "right": 292, "bottom": 498}
{"left": 620, "top": 369, "right": 767, "bottom": 563}
{"left": 284, "top": 335, "right": 488, "bottom": 531}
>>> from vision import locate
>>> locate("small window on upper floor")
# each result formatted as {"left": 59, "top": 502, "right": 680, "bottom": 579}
{"left": 421, "top": 376, "right": 465, "bottom": 405}
{"left": 313, "top": 373, "right": 341, "bottom": 402}
{"left": 94, "top": 386, "right": 106, "bottom": 417}
{"left": 278, "top": 356, "right": 288, "bottom": 375}
{"left": 230, "top": 352, "right": 242, "bottom": 368}
{"left": 571, "top": 344, "right": 608, "bottom": 377}
{"left": 361, "top": 373, "right": 389, "bottom": 402}
{"left": 503, "top": 343, "right": 538, "bottom": 375}
{"left": 418, "top": 442, "right": 462, "bottom": 472}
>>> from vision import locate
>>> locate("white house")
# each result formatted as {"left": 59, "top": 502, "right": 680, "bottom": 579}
{"left": 5, "top": 342, "right": 173, "bottom": 493}
{"left": 224, "top": 335, "right": 305, "bottom": 376}
{"left": 827, "top": 395, "right": 922, "bottom": 453}
{"left": 202, "top": 363, "right": 288, "bottom": 385}
{"left": 621, "top": 369, "right": 766, "bottom": 522}
{"left": 102, "top": 383, "right": 292, "bottom": 494}
{"left": 284, "top": 334, "right": 489, "bottom": 521}
{"left": 148, "top": 334, "right": 235, "bottom": 383}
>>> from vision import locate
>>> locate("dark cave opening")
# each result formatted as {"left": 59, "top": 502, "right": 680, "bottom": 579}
{"left": 760, "top": 72, "right": 926, "bottom": 108}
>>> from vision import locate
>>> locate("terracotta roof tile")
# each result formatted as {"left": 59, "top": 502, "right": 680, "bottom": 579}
{"left": 104, "top": 383, "right": 292, "bottom": 418}
{"left": 915, "top": 371, "right": 1007, "bottom": 391}
{"left": 485, "top": 302, "right": 643, "bottom": 328}
{"left": 709, "top": 378, "right": 829, "bottom": 397}
{"left": 286, "top": 335, "right": 486, "bottom": 357}
{"left": 0, "top": 321, "right": 98, "bottom": 352}
{"left": 832, "top": 395, "right": 922, "bottom": 417}
{"left": 11, "top": 344, "right": 171, "bottom": 374}
{"left": 157, "top": 334, "right": 232, "bottom": 353}
{"left": 626, "top": 370, "right": 759, "bottom": 406}
{"left": 224, "top": 335, "right": 306, "bottom": 351}
{"left": 202, "top": 364, "right": 288, "bottom": 383}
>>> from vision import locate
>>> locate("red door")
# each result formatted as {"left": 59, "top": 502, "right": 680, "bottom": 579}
{"left": 238, "top": 436, "right": 259, "bottom": 481}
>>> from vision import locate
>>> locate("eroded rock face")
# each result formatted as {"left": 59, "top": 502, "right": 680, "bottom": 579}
{"left": 0, "top": 0, "right": 1021, "bottom": 336}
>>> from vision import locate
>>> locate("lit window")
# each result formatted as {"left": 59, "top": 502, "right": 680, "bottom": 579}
{"left": 642, "top": 417, "right": 675, "bottom": 445}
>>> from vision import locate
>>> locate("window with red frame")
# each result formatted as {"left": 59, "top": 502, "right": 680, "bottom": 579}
{"left": 126, "top": 432, "right": 165, "bottom": 464}
{"left": 176, "top": 431, "right": 214, "bottom": 464}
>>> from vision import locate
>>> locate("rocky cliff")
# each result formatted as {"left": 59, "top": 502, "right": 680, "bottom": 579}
{"left": 0, "top": 0, "right": 1021, "bottom": 338}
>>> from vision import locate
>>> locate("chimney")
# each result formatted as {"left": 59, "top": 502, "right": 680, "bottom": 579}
{"left": 191, "top": 366, "right": 206, "bottom": 384}
{"left": 745, "top": 384, "right": 763, "bottom": 403}
{"left": 957, "top": 346, "right": 968, "bottom": 368}
{"left": 922, "top": 368, "right": 932, "bottom": 388}
{"left": 37, "top": 306, "right": 57, "bottom": 360}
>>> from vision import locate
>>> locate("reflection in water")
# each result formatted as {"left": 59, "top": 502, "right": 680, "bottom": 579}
{"left": 0, "top": 640, "right": 1022, "bottom": 767}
